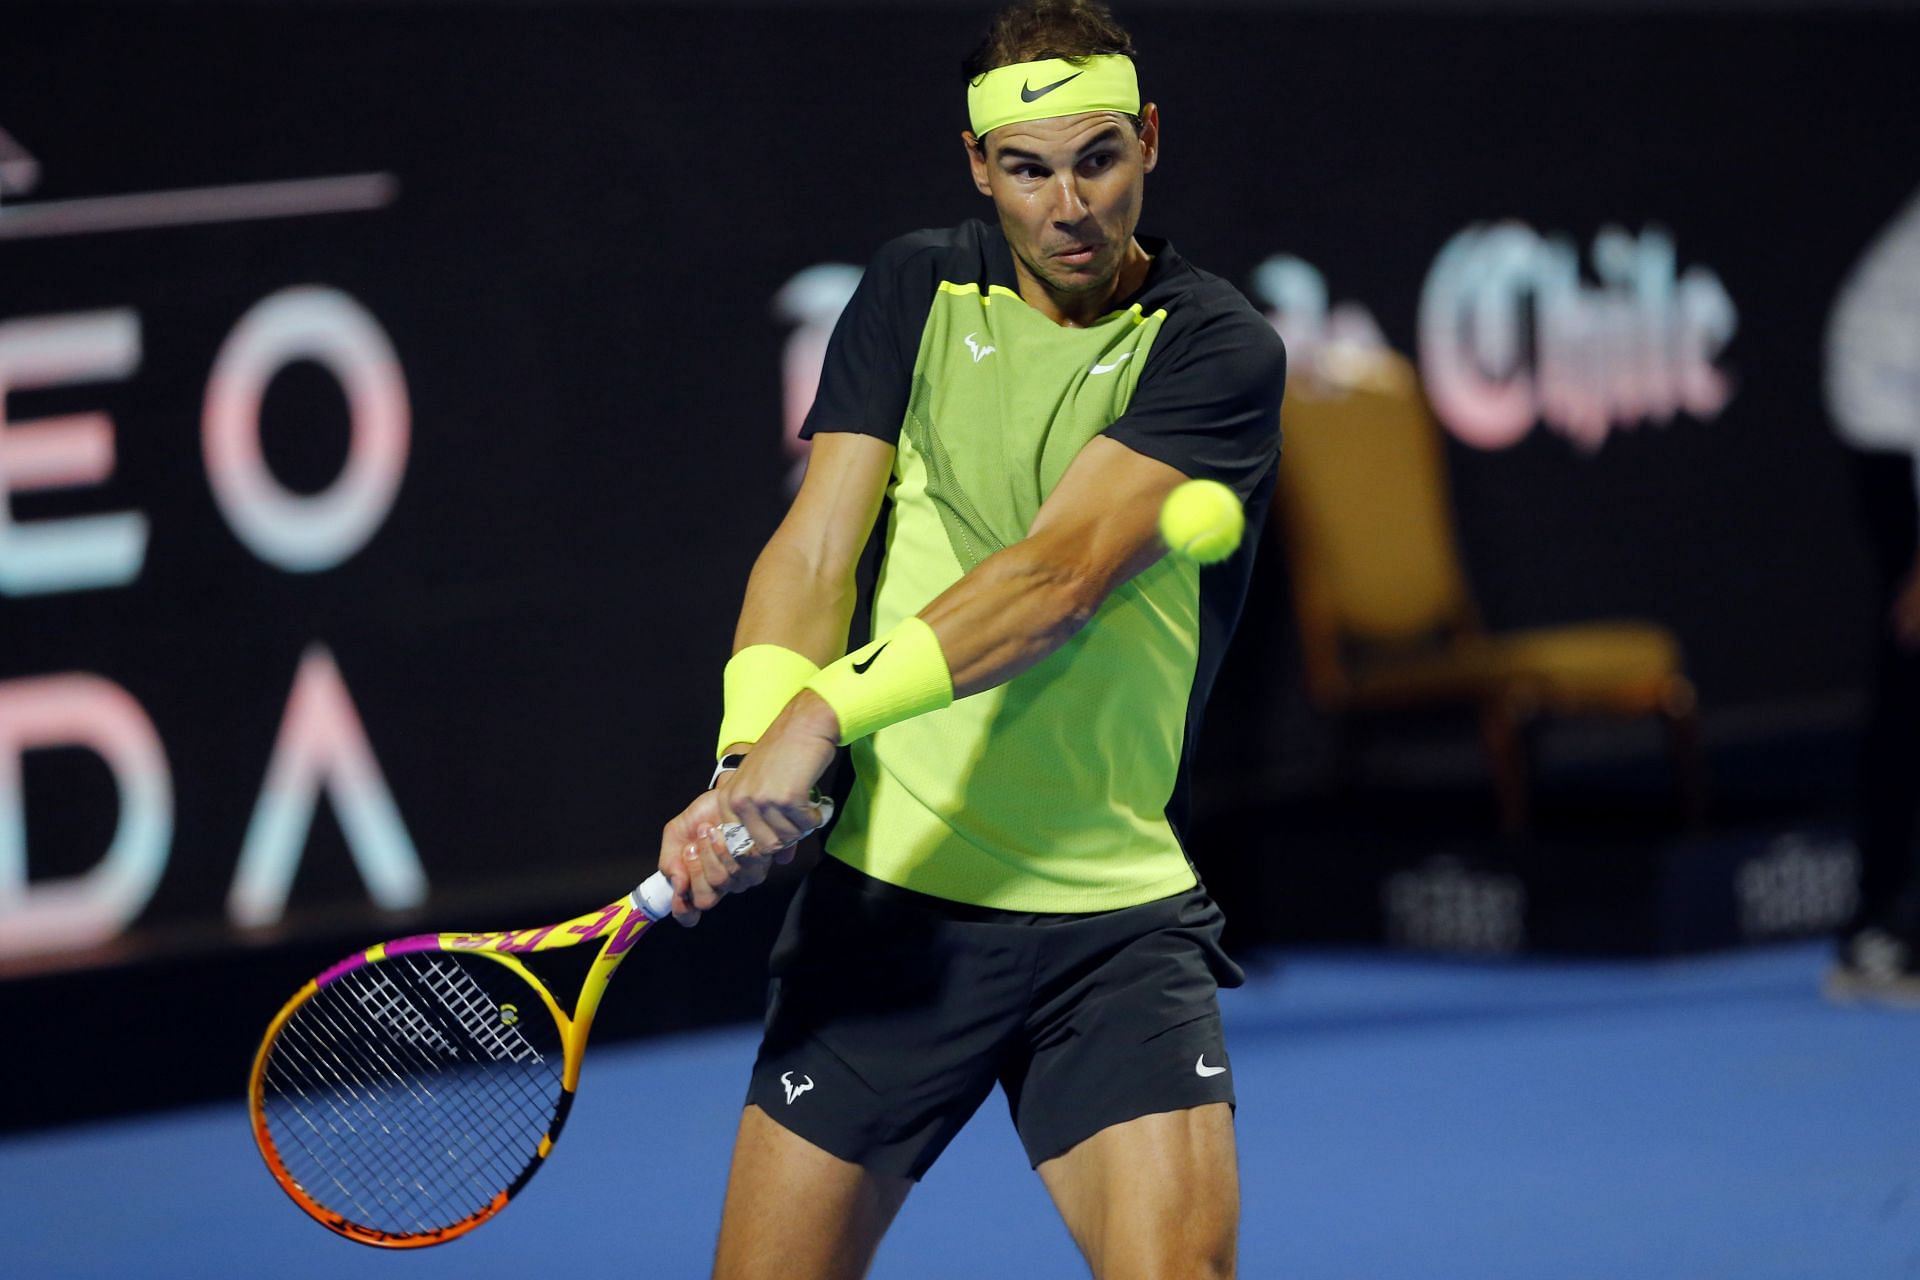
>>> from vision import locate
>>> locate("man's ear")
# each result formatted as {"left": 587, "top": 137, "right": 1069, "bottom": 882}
{"left": 962, "top": 130, "right": 994, "bottom": 196}
{"left": 1138, "top": 104, "right": 1161, "bottom": 175}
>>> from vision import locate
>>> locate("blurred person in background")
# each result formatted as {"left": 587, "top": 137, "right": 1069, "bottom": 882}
{"left": 1825, "top": 188, "right": 1920, "bottom": 1001}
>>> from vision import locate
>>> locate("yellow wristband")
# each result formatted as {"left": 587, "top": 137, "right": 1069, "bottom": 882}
{"left": 716, "top": 644, "right": 820, "bottom": 759}
{"left": 805, "top": 617, "right": 954, "bottom": 746}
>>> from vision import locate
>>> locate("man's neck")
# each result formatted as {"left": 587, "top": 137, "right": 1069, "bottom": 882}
{"left": 1015, "top": 237, "right": 1154, "bottom": 328}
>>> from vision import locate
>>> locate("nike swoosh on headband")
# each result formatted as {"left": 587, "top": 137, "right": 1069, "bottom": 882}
{"left": 1020, "top": 71, "right": 1084, "bottom": 103}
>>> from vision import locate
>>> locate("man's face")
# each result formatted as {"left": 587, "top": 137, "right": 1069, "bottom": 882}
{"left": 965, "top": 104, "right": 1160, "bottom": 298}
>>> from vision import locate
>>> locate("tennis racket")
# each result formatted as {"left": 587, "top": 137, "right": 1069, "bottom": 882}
{"left": 248, "top": 804, "right": 828, "bottom": 1248}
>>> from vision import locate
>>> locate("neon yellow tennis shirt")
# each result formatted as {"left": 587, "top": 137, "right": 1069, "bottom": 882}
{"left": 800, "top": 220, "right": 1285, "bottom": 912}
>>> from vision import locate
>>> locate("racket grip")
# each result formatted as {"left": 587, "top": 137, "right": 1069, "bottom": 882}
{"left": 632, "top": 795, "right": 836, "bottom": 921}
{"left": 713, "top": 794, "right": 834, "bottom": 858}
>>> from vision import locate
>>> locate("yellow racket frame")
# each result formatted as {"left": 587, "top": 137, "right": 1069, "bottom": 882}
{"left": 248, "top": 887, "right": 665, "bottom": 1248}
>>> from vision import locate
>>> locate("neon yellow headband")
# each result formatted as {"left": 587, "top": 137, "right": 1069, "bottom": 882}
{"left": 966, "top": 55, "right": 1140, "bottom": 138}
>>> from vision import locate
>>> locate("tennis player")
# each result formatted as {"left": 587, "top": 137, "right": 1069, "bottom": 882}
{"left": 656, "top": 3, "right": 1283, "bottom": 1275}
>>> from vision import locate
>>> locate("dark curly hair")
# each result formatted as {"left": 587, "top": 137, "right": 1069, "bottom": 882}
{"left": 962, "top": 0, "right": 1143, "bottom": 145}
{"left": 962, "top": 0, "right": 1137, "bottom": 81}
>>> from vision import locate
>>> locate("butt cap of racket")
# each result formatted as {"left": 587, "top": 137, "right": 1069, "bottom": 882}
{"left": 634, "top": 872, "right": 675, "bottom": 920}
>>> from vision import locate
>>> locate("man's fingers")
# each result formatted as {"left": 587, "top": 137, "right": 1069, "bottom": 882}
{"left": 724, "top": 795, "right": 832, "bottom": 867}
{"left": 659, "top": 790, "right": 830, "bottom": 926}
{"left": 687, "top": 837, "right": 731, "bottom": 911}
{"left": 659, "top": 821, "right": 693, "bottom": 920}
{"left": 700, "top": 824, "right": 747, "bottom": 889}
{"left": 680, "top": 842, "right": 711, "bottom": 911}
{"left": 724, "top": 803, "right": 778, "bottom": 860}
{"left": 736, "top": 798, "right": 815, "bottom": 852}
{"left": 668, "top": 851, "right": 703, "bottom": 928}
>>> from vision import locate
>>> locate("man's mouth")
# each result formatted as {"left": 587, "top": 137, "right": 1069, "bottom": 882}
{"left": 1054, "top": 243, "right": 1102, "bottom": 265}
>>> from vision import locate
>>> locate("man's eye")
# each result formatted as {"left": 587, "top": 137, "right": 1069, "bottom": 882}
{"left": 1083, "top": 153, "right": 1115, "bottom": 172}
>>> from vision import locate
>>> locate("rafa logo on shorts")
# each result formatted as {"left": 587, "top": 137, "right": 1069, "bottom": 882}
{"left": 780, "top": 1070, "right": 814, "bottom": 1105}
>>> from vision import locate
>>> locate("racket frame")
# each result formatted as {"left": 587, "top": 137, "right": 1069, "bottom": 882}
{"left": 248, "top": 884, "right": 666, "bottom": 1248}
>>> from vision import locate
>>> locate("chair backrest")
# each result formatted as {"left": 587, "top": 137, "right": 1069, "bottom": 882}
{"left": 1275, "top": 351, "right": 1476, "bottom": 704}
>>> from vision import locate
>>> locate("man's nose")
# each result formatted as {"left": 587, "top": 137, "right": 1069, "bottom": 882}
{"left": 1048, "top": 174, "right": 1092, "bottom": 223}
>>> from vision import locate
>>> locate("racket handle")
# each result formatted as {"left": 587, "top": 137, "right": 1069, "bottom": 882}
{"left": 631, "top": 795, "right": 835, "bottom": 921}
{"left": 712, "top": 795, "right": 835, "bottom": 858}
{"left": 633, "top": 872, "right": 676, "bottom": 920}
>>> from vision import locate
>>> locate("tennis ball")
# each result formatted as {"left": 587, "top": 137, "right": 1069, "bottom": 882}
{"left": 1158, "top": 479, "right": 1244, "bottom": 565}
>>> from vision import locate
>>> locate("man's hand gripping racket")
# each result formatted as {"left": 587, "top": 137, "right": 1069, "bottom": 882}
{"left": 247, "top": 798, "right": 830, "bottom": 1248}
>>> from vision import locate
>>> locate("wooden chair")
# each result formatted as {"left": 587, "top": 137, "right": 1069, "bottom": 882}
{"left": 1273, "top": 350, "right": 1704, "bottom": 835}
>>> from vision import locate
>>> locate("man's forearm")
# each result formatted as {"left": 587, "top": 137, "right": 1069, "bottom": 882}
{"left": 919, "top": 528, "right": 1153, "bottom": 699}
{"left": 733, "top": 536, "right": 860, "bottom": 667}
{"left": 718, "top": 536, "right": 862, "bottom": 755}
{"left": 715, "top": 433, "right": 893, "bottom": 758}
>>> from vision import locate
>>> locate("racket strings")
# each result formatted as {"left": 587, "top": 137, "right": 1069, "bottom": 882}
{"left": 269, "top": 988, "right": 536, "bottom": 1231}
{"left": 300, "top": 960, "right": 556, "bottom": 1192}
{"left": 271, "top": 995, "right": 534, "bottom": 1225}
{"left": 290, "top": 957, "right": 563, "bottom": 1190}
{"left": 266, "top": 959, "right": 561, "bottom": 1231}
{"left": 259, "top": 951, "right": 567, "bottom": 1237}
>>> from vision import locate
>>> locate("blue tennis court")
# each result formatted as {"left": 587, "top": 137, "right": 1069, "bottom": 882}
{"left": 5, "top": 941, "right": 1912, "bottom": 1279}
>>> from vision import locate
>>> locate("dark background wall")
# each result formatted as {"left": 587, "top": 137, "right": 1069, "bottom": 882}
{"left": 5, "top": 0, "right": 1917, "bottom": 1123}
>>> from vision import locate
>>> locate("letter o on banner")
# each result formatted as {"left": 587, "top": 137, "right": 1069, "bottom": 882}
{"left": 203, "top": 287, "right": 410, "bottom": 572}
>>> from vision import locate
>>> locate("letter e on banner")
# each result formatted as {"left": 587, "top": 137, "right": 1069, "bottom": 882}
{"left": 0, "top": 674, "right": 172, "bottom": 959}
{"left": 0, "top": 310, "right": 149, "bottom": 596}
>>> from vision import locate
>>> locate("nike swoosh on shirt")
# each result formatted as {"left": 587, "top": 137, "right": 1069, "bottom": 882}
{"left": 1090, "top": 353, "right": 1134, "bottom": 375}
{"left": 852, "top": 643, "right": 888, "bottom": 675}
{"left": 1021, "top": 72, "right": 1083, "bottom": 102}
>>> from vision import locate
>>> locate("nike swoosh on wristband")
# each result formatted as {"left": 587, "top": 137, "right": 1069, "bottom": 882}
{"left": 1195, "top": 1054, "right": 1227, "bottom": 1078}
{"left": 1020, "top": 72, "right": 1083, "bottom": 102}
{"left": 851, "top": 643, "right": 888, "bottom": 675}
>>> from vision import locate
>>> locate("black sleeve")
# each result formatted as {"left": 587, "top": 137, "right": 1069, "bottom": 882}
{"left": 798, "top": 233, "right": 940, "bottom": 445}
{"left": 1102, "top": 306, "right": 1287, "bottom": 503}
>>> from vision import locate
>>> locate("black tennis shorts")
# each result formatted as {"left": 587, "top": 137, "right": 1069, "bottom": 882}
{"left": 744, "top": 855, "right": 1244, "bottom": 1180}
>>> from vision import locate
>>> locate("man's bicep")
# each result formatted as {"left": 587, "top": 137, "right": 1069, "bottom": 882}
{"left": 1026, "top": 435, "right": 1189, "bottom": 590}
{"left": 773, "top": 431, "right": 896, "bottom": 576}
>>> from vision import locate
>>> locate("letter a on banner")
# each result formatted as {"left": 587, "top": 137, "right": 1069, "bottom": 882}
{"left": 0, "top": 674, "right": 173, "bottom": 959}
{"left": 227, "top": 645, "right": 427, "bottom": 927}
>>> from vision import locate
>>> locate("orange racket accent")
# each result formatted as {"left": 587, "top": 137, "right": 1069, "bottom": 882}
{"left": 251, "top": 802, "right": 828, "bottom": 1247}
{"left": 247, "top": 878, "right": 672, "bottom": 1248}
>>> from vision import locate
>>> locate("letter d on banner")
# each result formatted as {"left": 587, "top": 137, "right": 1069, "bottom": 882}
{"left": 0, "top": 675, "right": 173, "bottom": 959}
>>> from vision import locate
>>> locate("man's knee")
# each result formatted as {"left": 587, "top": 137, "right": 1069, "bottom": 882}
{"left": 1038, "top": 1104, "right": 1239, "bottom": 1280}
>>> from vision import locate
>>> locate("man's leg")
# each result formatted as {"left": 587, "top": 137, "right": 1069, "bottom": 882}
{"left": 1035, "top": 1103, "right": 1239, "bottom": 1280}
{"left": 711, "top": 1104, "right": 913, "bottom": 1280}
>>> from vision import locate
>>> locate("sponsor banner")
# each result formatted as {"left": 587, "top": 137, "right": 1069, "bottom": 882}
{"left": 3, "top": 5, "right": 1916, "bottom": 964}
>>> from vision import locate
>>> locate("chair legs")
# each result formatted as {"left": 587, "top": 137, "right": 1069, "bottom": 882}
{"left": 1478, "top": 693, "right": 1536, "bottom": 838}
{"left": 1659, "top": 676, "right": 1708, "bottom": 830}
{"left": 1352, "top": 681, "right": 1702, "bottom": 840}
